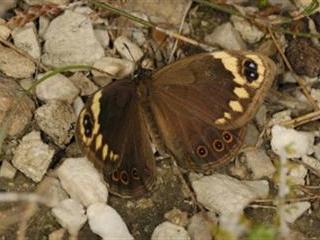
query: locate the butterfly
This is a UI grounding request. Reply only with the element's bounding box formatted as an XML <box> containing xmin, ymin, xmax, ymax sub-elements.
<box><xmin>75</xmin><ymin>50</ymin><xmax>276</xmax><ymax>198</ymax></box>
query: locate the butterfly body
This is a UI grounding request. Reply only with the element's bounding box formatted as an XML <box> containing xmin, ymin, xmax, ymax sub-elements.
<box><xmin>76</xmin><ymin>51</ymin><xmax>276</xmax><ymax>198</ymax></box>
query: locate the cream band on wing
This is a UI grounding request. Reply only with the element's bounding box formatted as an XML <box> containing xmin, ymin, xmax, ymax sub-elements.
<box><xmin>211</xmin><ymin>51</ymin><xmax>247</xmax><ymax>86</ymax></box>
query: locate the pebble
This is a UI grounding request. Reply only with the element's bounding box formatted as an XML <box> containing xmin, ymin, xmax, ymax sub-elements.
<box><xmin>25</xmin><ymin>0</ymin><xmax>69</xmax><ymax>5</ymax></box>
<box><xmin>302</xmin><ymin>155</ymin><xmax>320</xmax><ymax>176</ymax></box>
<box><xmin>72</xmin><ymin>96</ymin><xmax>84</xmax><ymax>117</ymax></box>
<box><xmin>164</xmin><ymin>208</ymin><xmax>189</xmax><ymax>227</ymax></box>
<box><xmin>271</xmin><ymin>125</ymin><xmax>315</xmax><ymax>158</ymax></box>
<box><xmin>243</xmin><ymin>148</ymin><xmax>276</xmax><ymax>179</ymax></box>
<box><xmin>151</xmin><ymin>221</ymin><xmax>190</xmax><ymax>240</ymax></box>
<box><xmin>187</xmin><ymin>213</ymin><xmax>214</xmax><ymax>240</ymax></box>
<box><xmin>92</xmin><ymin>57</ymin><xmax>135</xmax><ymax>78</ymax></box>
<box><xmin>191</xmin><ymin>173</ymin><xmax>269</xmax><ymax>215</ymax></box>
<box><xmin>35</xmin><ymin>100</ymin><xmax>76</xmax><ymax>147</ymax></box>
<box><xmin>36</xmin><ymin>176</ymin><xmax>69</xmax><ymax>207</ymax></box>
<box><xmin>94</xmin><ymin>29</ymin><xmax>110</xmax><ymax>49</ymax></box>
<box><xmin>287</xmin><ymin>162</ymin><xmax>308</xmax><ymax>185</ymax></box>
<box><xmin>69</xmin><ymin>72</ymin><xmax>98</xmax><ymax>96</ymax></box>
<box><xmin>0</xmin><ymin>78</ymin><xmax>35</xmax><ymax>136</ymax></box>
<box><xmin>12</xmin><ymin>22</ymin><xmax>41</xmax><ymax>59</ymax></box>
<box><xmin>231</xmin><ymin>16</ymin><xmax>265</xmax><ymax>44</ymax></box>
<box><xmin>35</xmin><ymin>73</ymin><xmax>80</xmax><ymax>103</ymax></box>
<box><xmin>204</xmin><ymin>22</ymin><xmax>247</xmax><ymax>50</ymax></box>
<box><xmin>48</xmin><ymin>228</ymin><xmax>66</xmax><ymax>240</ymax></box>
<box><xmin>0</xmin><ymin>45</ymin><xmax>35</xmax><ymax>78</ymax></box>
<box><xmin>12</xmin><ymin>131</ymin><xmax>55</xmax><ymax>182</ymax></box>
<box><xmin>38</xmin><ymin>16</ymin><xmax>50</xmax><ymax>37</ymax></box>
<box><xmin>0</xmin><ymin>21</ymin><xmax>11</xmax><ymax>40</ymax></box>
<box><xmin>0</xmin><ymin>0</ymin><xmax>16</xmax><ymax>17</ymax></box>
<box><xmin>284</xmin><ymin>201</ymin><xmax>311</xmax><ymax>223</ymax></box>
<box><xmin>114</xmin><ymin>36</ymin><xmax>144</xmax><ymax>62</ymax></box>
<box><xmin>42</xmin><ymin>10</ymin><xmax>104</xmax><ymax>67</ymax></box>
<box><xmin>0</xmin><ymin>160</ymin><xmax>17</xmax><ymax>179</ymax></box>
<box><xmin>87</xmin><ymin>203</ymin><xmax>134</xmax><ymax>240</ymax></box>
<box><xmin>56</xmin><ymin>157</ymin><xmax>108</xmax><ymax>207</ymax></box>
<box><xmin>52</xmin><ymin>198</ymin><xmax>87</xmax><ymax>236</ymax></box>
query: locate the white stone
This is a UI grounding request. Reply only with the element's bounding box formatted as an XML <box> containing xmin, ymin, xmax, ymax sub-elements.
<box><xmin>37</xmin><ymin>176</ymin><xmax>68</xmax><ymax>207</ymax></box>
<box><xmin>114</xmin><ymin>36</ymin><xmax>144</xmax><ymax>62</ymax></box>
<box><xmin>284</xmin><ymin>201</ymin><xmax>311</xmax><ymax>223</ymax></box>
<box><xmin>12</xmin><ymin>131</ymin><xmax>55</xmax><ymax>182</ymax></box>
<box><xmin>69</xmin><ymin>72</ymin><xmax>98</xmax><ymax>96</ymax></box>
<box><xmin>151</xmin><ymin>221</ymin><xmax>190</xmax><ymax>240</ymax></box>
<box><xmin>243</xmin><ymin>148</ymin><xmax>276</xmax><ymax>179</ymax></box>
<box><xmin>92</xmin><ymin>57</ymin><xmax>135</xmax><ymax>79</ymax></box>
<box><xmin>191</xmin><ymin>174</ymin><xmax>267</xmax><ymax>215</ymax></box>
<box><xmin>271</xmin><ymin>125</ymin><xmax>315</xmax><ymax>158</ymax></box>
<box><xmin>87</xmin><ymin>203</ymin><xmax>134</xmax><ymax>240</ymax></box>
<box><xmin>52</xmin><ymin>199</ymin><xmax>87</xmax><ymax>236</ymax></box>
<box><xmin>204</xmin><ymin>22</ymin><xmax>247</xmax><ymax>50</ymax></box>
<box><xmin>35</xmin><ymin>73</ymin><xmax>80</xmax><ymax>103</ymax></box>
<box><xmin>231</xmin><ymin>16</ymin><xmax>265</xmax><ymax>44</ymax></box>
<box><xmin>0</xmin><ymin>45</ymin><xmax>35</xmax><ymax>78</ymax></box>
<box><xmin>0</xmin><ymin>160</ymin><xmax>16</xmax><ymax>179</ymax></box>
<box><xmin>35</xmin><ymin>100</ymin><xmax>76</xmax><ymax>147</ymax></box>
<box><xmin>94</xmin><ymin>29</ymin><xmax>110</xmax><ymax>48</ymax></box>
<box><xmin>42</xmin><ymin>11</ymin><xmax>104</xmax><ymax>67</ymax></box>
<box><xmin>242</xmin><ymin>180</ymin><xmax>270</xmax><ymax>198</ymax></box>
<box><xmin>56</xmin><ymin>157</ymin><xmax>108</xmax><ymax>207</ymax></box>
<box><xmin>12</xmin><ymin>23</ymin><xmax>41</xmax><ymax>59</ymax></box>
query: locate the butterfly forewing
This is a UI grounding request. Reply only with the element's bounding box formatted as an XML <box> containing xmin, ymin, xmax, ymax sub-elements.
<box><xmin>76</xmin><ymin>79</ymin><xmax>156</xmax><ymax>198</ymax></box>
<box><xmin>151</xmin><ymin>51</ymin><xmax>276</xmax><ymax>130</ymax></box>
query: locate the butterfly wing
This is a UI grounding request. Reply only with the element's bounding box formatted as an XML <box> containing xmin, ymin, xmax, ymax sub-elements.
<box><xmin>147</xmin><ymin>51</ymin><xmax>275</xmax><ymax>171</ymax></box>
<box><xmin>151</xmin><ymin>51</ymin><xmax>276</xmax><ymax>129</ymax></box>
<box><xmin>76</xmin><ymin>79</ymin><xmax>156</xmax><ymax>198</ymax></box>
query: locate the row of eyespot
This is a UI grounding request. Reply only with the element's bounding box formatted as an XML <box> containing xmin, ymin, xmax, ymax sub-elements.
<box><xmin>195</xmin><ymin>131</ymin><xmax>234</xmax><ymax>158</ymax></box>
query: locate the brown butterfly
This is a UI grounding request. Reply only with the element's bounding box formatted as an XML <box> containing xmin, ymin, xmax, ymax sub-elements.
<box><xmin>75</xmin><ymin>50</ymin><xmax>276</xmax><ymax>198</ymax></box>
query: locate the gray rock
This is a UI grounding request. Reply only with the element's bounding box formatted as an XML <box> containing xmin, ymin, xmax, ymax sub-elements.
<box><xmin>12</xmin><ymin>22</ymin><xmax>41</xmax><ymax>59</ymax></box>
<box><xmin>35</xmin><ymin>100</ymin><xmax>76</xmax><ymax>147</ymax></box>
<box><xmin>191</xmin><ymin>174</ymin><xmax>269</xmax><ymax>215</ymax></box>
<box><xmin>0</xmin><ymin>78</ymin><xmax>35</xmax><ymax>136</ymax></box>
<box><xmin>114</xmin><ymin>36</ymin><xmax>144</xmax><ymax>62</ymax></box>
<box><xmin>42</xmin><ymin>10</ymin><xmax>104</xmax><ymax>67</ymax></box>
<box><xmin>69</xmin><ymin>72</ymin><xmax>98</xmax><ymax>96</ymax></box>
<box><xmin>0</xmin><ymin>45</ymin><xmax>35</xmax><ymax>78</ymax></box>
<box><xmin>151</xmin><ymin>221</ymin><xmax>190</xmax><ymax>240</ymax></box>
<box><xmin>35</xmin><ymin>73</ymin><xmax>80</xmax><ymax>103</ymax></box>
<box><xmin>205</xmin><ymin>22</ymin><xmax>247</xmax><ymax>50</ymax></box>
<box><xmin>12</xmin><ymin>131</ymin><xmax>55</xmax><ymax>182</ymax></box>
<box><xmin>0</xmin><ymin>160</ymin><xmax>17</xmax><ymax>179</ymax></box>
